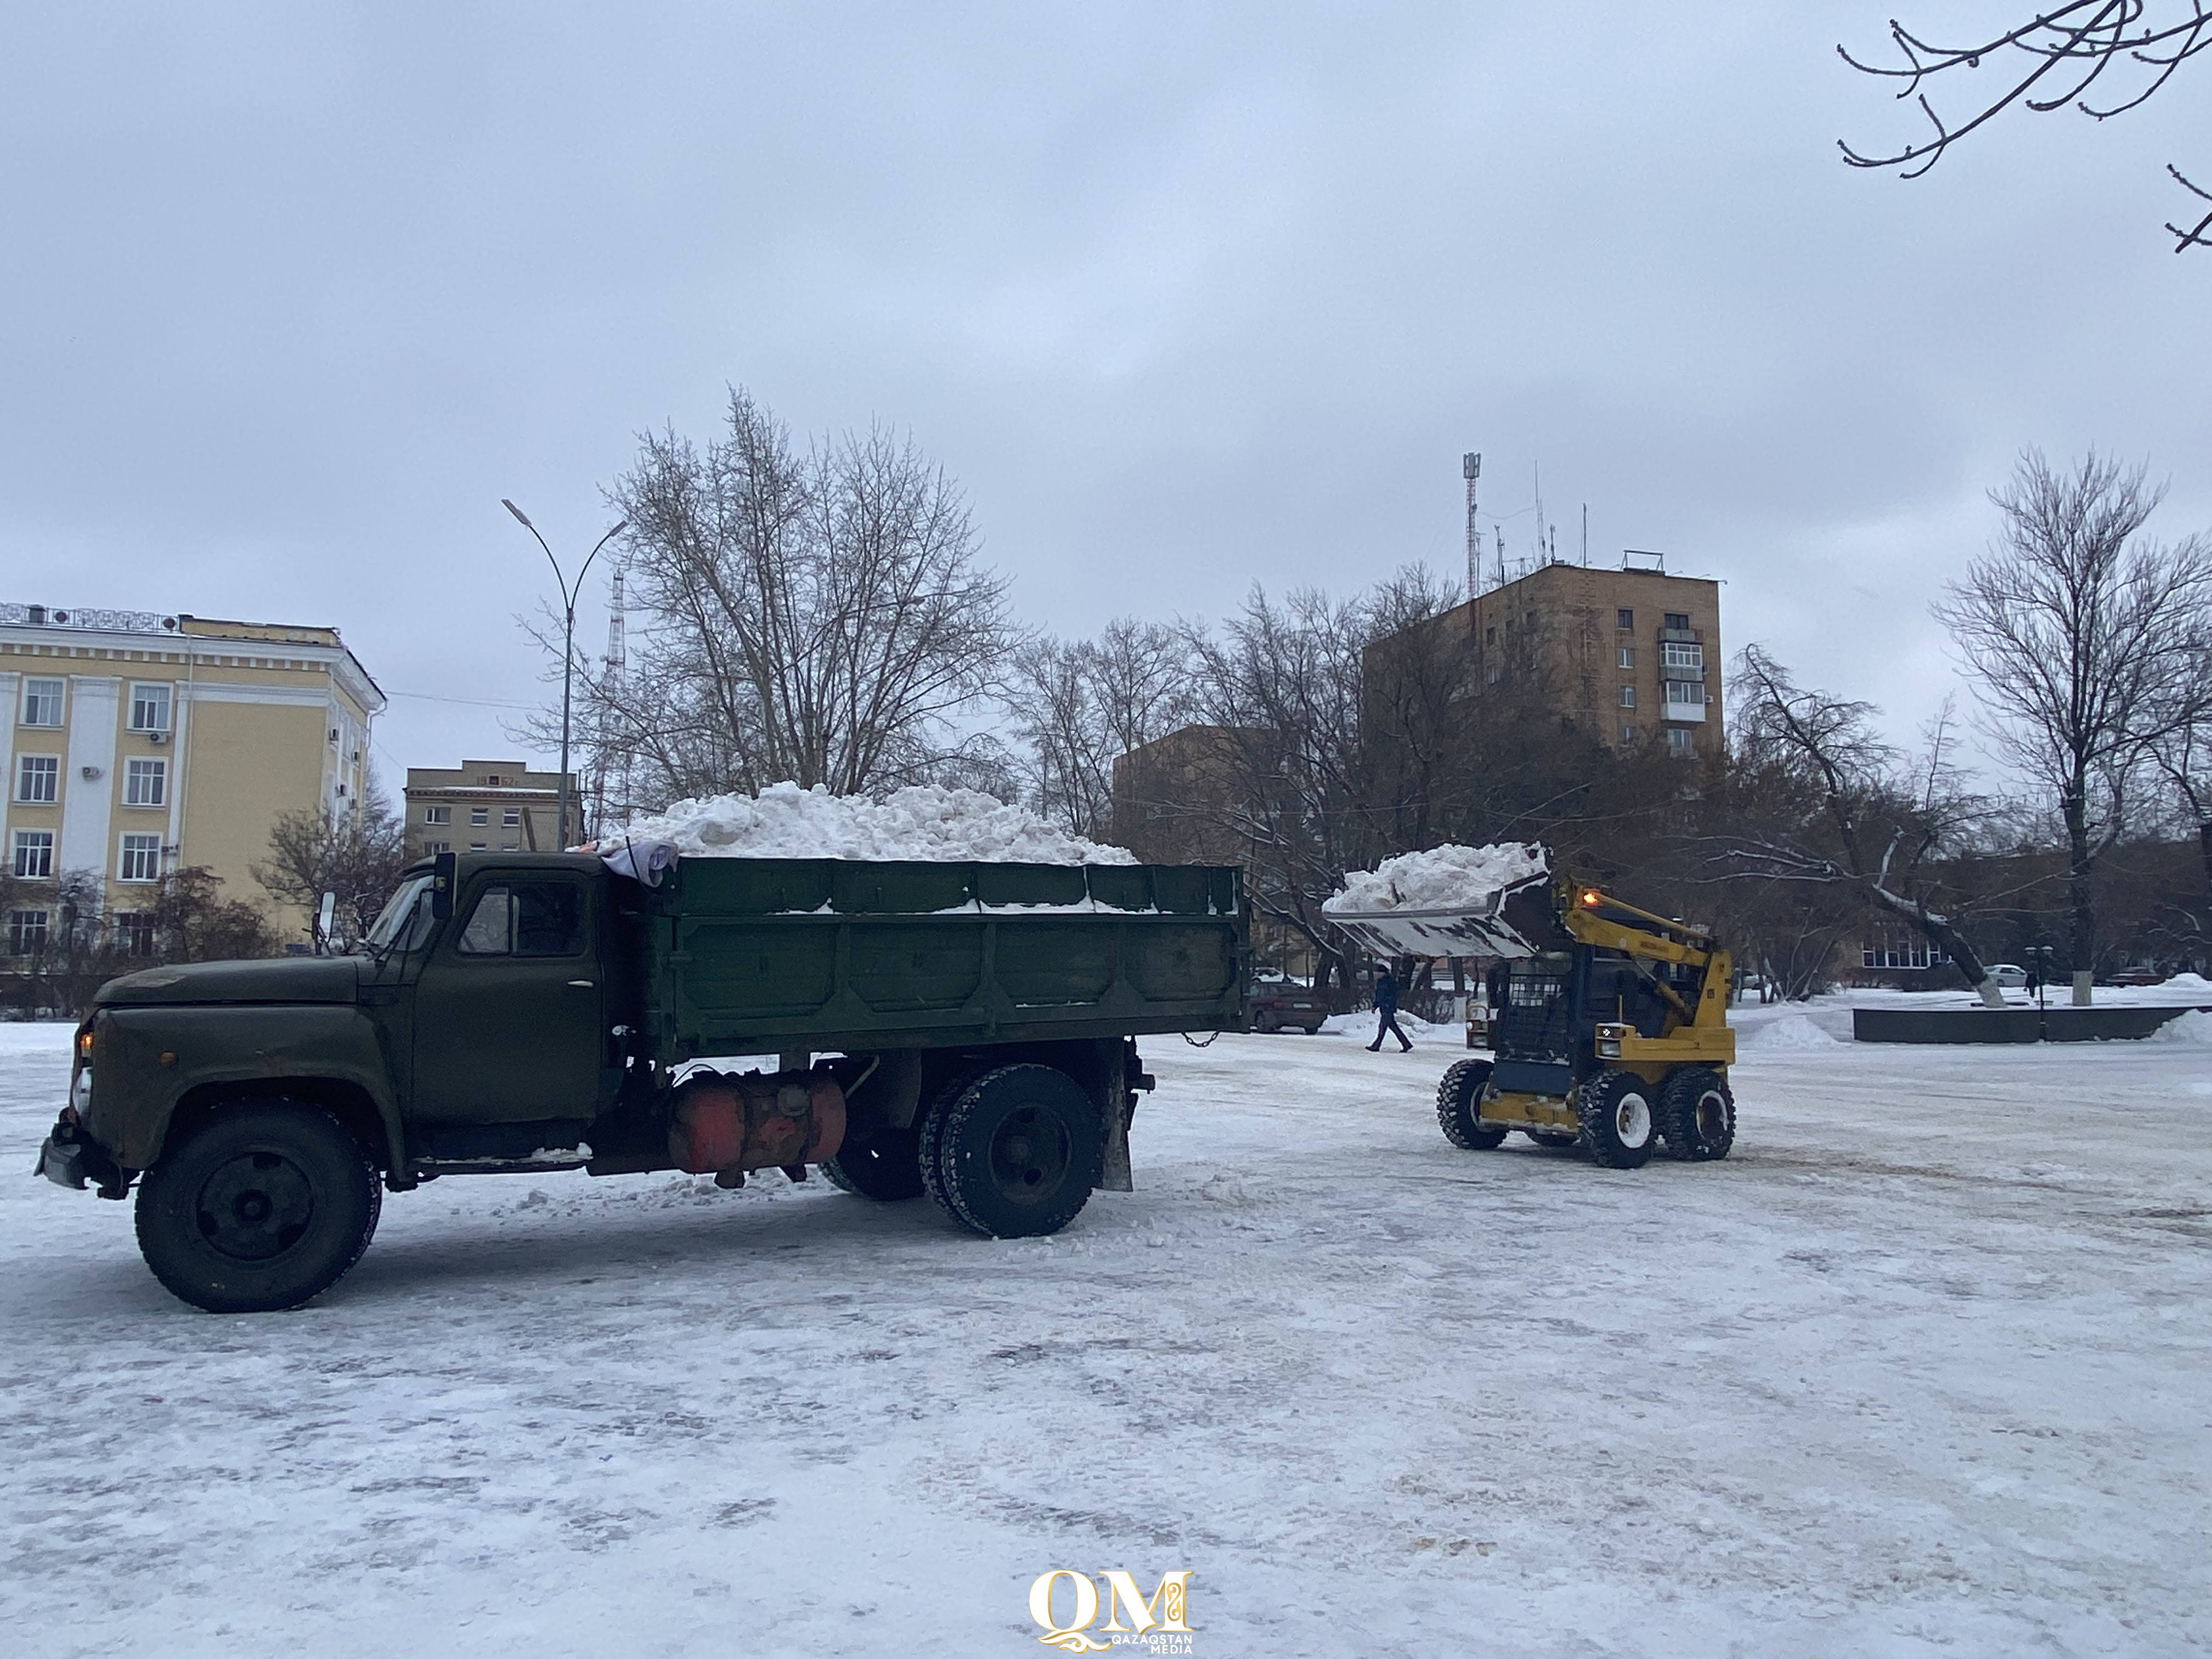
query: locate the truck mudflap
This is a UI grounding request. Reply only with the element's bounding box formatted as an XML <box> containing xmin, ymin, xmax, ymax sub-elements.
<box><xmin>35</xmin><ymin>1107</ymin><xmax>130</xmax><ymax>1199</ymax></box>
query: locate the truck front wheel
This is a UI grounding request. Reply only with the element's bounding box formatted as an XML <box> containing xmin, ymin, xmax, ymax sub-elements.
<box><xmin>920</xmin><ymin>1065</ymin><xmax>1101</xmax><ymax>1239</ymax></box>
<box><xmin>820</xmin><ymin>1124</ymin><xmax>926</xmax><ymax>1201</ymax></box>
<box><xmin>134</xmin><ymin>1102</ymin><xmax>382</xmax><ymax>1313</ymax></box>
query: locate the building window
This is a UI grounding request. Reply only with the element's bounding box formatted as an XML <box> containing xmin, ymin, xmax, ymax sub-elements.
<box><xmin>1662</xmin><ymin>641</ymin><xmax>1703</xmax><ymax>672</ymax></box>
<box><xmin>1617</xmin><ymin>646</ymin><xmax>1635</xmax><ymax>670</ymax></box>
<box><xmin>124</xmin><ymin>757</ymin><xmax>167</xmax><ymax>807</ymax></box>
<box><xmin>8</xmin><ymin>909</ymin><xmax>49</xmax><ymax>955</ymax></box>
<box><xmin>503</xmin><ymin>808</ymin><xmax>521</xmax><ymax>827</ymax></box>
<box><xmin>1618</xmin><ymin>685</ymin><xmax>1637</xmax><ymax>708</ymax></box>
<box><xmin>469</xmin><ymin>842</ymin><xmax>488</xmax><ymax>851</ymax></box>
<box><xmin>1667</xmin><ymin>727</ymin><xmax>1696</xmax><ymax>757</ymax></box>
<box><xmin>1616</xmin><ymin>608</ymin><xmax>1633</xmax><ymax>630</ymax></box>
<box><xmin>115</xmin><ymin>912</ymin><xmax>157</xmax><ymax>957</ymax></box>
<box><xmin>13</xmin><ymin>830</ymin><xmax>55</xmax><ymax>878</ymax></box>
<box><xmin>21</xmin><ymin>678</ymin><xmax>63</xmax><ymax>726</ymax></box>
<box><xmin>1663</xmin><ymin>611</ymin><xmax>1690</xmax><ymax>631</ymax></box>
<box><xmin>16</xmin><ymin>754</ymin><xmax>58</xmax><ymax>803</ymax></box>
<box><xmin>1523</xmin><ymin>609</ymin><xmax>1538</xmax><ymax>628</ymax></box>
<box><xmin>424</xmin><ymin>805</ymin><xmax>451</xmax><ymax>825</ymax></box>
<box><xmin>1861</xmin><ymin>939</ymin><xmax>1949</xmax><ymax>970</ymax></box>
<box><xmin>500</xmin><ymin>842</ymin><xmax>520</xmax><ymax>852</ymax></box>
<box><xmin>1620</xmin><ymin>724</ymin><xmax>1638</xmax><ymax>743</ymax></box>
<box><xmin>117</xmin><ymin>833</ymin><xmax>162</xmax><ymax>882</ymax></box>
<box><xmin>470</xmin><ymin>807</ymin><xmax>489</xmax><ymax>826</ymax></box>
<box><xmin>1664</xmin><ymin>680</ymin><xmax>1705</xmax><ymax>709</ymax></box>
<box><xmin>1485</xmin><ymin>625</ymin><xmax>1497</xmax><ymax>646</ymax></box>
<box><xmin>423</xmin><ymin>840</ymin><xmax>451</xmax><ymax>855</ymax></box>
<box><xmin>128</xmin><ymin>683</ymin><xmax>172</xmax><ymax>732</ymax></box>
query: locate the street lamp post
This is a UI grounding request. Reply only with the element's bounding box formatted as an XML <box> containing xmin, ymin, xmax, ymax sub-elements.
<box><xmin>501</xmin><ymin>500</ymin><xmax>627</xmax><ymax>849</ymax></box>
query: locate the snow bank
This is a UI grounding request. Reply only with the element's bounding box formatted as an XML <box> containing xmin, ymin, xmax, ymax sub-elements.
<box><xmin>2149</xmin><ymin>1008</ymin><xmax>2212</xmax><ymax>1044</ymax></box>
<box><xmin>1324</xmin><ymin>842</ymin><xmax>1547</xmax><ymax>914</ymax></box>
<box><xmin>2163</xmin><ymin>972</ymin><xmax>2212</xmax><ymax>994</ymax></box>
<box><xmin>605</xmin><ymin>783</ymin><xmax>1137</xmax><ymax>865</ymax></box>
<box><xmin>1739</xmin><ymin>1014</ymin><xmax>1841</xmax><ymax>1053</ymax></box>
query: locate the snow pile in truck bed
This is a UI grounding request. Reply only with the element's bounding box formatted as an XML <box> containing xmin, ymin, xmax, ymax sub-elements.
<box><xmin>1323</xmin><ymin>841</ymin><xmax>1547</xmax><ymax>914</ymax></box>
<box><xmin>606</xmin><ymin>782</ymin><xmax>1137</xmax><ymax>865</ymax></box>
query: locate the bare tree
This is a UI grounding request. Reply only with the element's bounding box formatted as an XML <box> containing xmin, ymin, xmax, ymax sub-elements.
<box><xmin>1839</xmin><ymin>4</ymin><xmax>2212</xmax><ymax>249</ymax></box>
<box><xmin>532</xmin><ymin>388</ymin><xmax>1018</xmax><ymax>812</ymax></box>
<box><xmin>1717</xmin><ymin>646</ymin><xmax>2017</xmax><ymax>1005</ymax></box>
<box><xmin>1005</xmin><ymin>619</ymin><xmax>1195</xmax><ymax>839</ymax></box>
<box><xmin>251</xmin><ymin>790</ymin><xmax>411</xmax><ymax>951</ymax></box>
<box><xmin>1933</xmin><ymin>450</ymin><xmax>2212</xmax><ymax>998</ymax></box>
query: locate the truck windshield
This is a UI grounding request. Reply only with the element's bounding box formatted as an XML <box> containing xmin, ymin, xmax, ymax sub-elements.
<box><xmin>364</xmin><ymin>874</ymin><xmax>436</xmax><ymax>952</ymax></box>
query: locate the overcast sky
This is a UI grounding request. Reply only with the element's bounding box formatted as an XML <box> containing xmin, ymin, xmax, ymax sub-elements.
<box><xmin>5</xmin><ymin>5</ymin><xmax>2208</xmax><ymax>799</ymax></box>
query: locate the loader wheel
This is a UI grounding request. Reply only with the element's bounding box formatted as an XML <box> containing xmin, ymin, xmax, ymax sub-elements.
<box><xmin>921</xmin><ymin>1065</ymin><xmax>1101</xmax><ymax>1239</ymax></box>
<box><xmin>1576</xmin><ymin>1069</ymin><xmax>1657</xmax><ymax>1170</ymax></box>
<box><xmin>134</xmin><ymin>1102</ymin><xmax>382</xmax><ymax>1313</ymax></box>
<box><xmin>1658</xmin><ymin>1068</ymin><xmax>1735</xmax><ymax>1161</ymax></box>
<box><xmin>1436</xmin><ymin>1059</ymin><xmax>1506</xmax><ymax>1150</ymax></box>
<box><xmin>820</xmin><ymin>1123</ymin><xmax>926</xmax><ymax>1200</ymax></box>
<box><xmin>1524</xmin><ymin>1130</ymin><xmax>1580</xmax><ymax>1149</ymax></box>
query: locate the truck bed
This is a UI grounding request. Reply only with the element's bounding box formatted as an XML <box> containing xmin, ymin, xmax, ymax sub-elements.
<box><xmin>647</xmin><ymin>857</ymin><xmax>1247</xmax><ymax>1057</ymax></box>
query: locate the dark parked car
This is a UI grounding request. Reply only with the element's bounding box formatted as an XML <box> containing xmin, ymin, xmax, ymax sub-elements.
<box><xmin>1249</xmin><ymin>979</ymin><xmax>1328</xmax><ymax>1034</ymax></box>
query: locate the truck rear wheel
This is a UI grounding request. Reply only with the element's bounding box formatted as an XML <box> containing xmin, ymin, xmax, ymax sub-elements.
<box><xmin>1658</xmin><ymin>1068</ymin><xmax>1735</xmax><ymax>1161</ymax></box>
<box><xmin>134</xmin><ymin>1102</ymin><xmax>382</xmax><ymax>1313</ymax></box>
<box><xmin>1576</xmin><ymin>1069</ymin><xmax>1657</xmax><ymax>1169</ymax></box>
<box><xmin>920</xmin><ymin>1064</ymin><xmax>1101</xmax><ymax>1239</ymax></box>
<box><xmin>1436</xmin><ymin>1059</ymin><xmax>1506</xmax><ymax>1149</ymax></box>
<box><xmin>820</xmin><ymin>1124</ymin><xmax>926</xmax><ymax>1201</ymax></box>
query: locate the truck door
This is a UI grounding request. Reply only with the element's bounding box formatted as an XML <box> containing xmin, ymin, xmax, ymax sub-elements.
<box><xmin>410</xmin><ymin>873</ymin><xmax>607</xmax><ymax>1129</ymax></box>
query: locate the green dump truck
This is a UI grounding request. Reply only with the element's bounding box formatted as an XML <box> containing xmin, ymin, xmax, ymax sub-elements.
<box><xmin>38</xmin><ymin>849</ymin><xmax>1248</xmax><ymax>1312</ymax></box>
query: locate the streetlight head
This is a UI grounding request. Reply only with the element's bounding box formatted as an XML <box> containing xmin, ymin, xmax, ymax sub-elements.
<box><xmin>502</xmin><ymin>499</ymin><xmax>534</xmax><ymax>530</ymax></box>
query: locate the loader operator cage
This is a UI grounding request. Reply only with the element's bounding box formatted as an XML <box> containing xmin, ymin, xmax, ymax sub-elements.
<box><xmin>1492</xmin><ymin>957</ymin><xmax>1575</xmax><ymax>1065</ymax></box>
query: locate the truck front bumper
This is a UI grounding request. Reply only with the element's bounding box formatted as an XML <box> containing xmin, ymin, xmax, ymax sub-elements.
<box><xmin>35</xmin><ymin>1105</ymin><xmax>130</xmax><ymax>1199</ymax></box>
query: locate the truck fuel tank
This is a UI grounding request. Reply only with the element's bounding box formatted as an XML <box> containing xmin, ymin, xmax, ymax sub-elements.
<box><xmin>669</xmin><ymin>1069</ymin><xmax>846</xmax><ymax>1186</ymax></box>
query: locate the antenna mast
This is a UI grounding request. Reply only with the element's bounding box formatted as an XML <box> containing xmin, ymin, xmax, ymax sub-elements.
<box><xmin>1463</xmin><ymin>452</ymin><xmax>1482</xmax><ymax>606</ymax></box>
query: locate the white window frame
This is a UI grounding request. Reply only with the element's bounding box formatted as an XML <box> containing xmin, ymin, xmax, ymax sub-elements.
<box><xmin>8</xmin><ymin>908</ymin><xmax>50</xmax><ymax>955</ymax></box>
<box><xmin>1667</xmin><ymin>727</ymin><xmax>1696</xmax><ymax>757</ymax></box>
<box><xmin>123</xmin><ymin>757</ymin><xmax>167</xmax><ymax>807</ymax></box>
<box><xmin>1618</xmin><ymin>685</ymin><xmax>1637</xmax><ymax>709</ymax></box>
<box><xmin>424</xmin><ymin>805</ymin><xmax>451</xmax><ymax>825</ymax></box>
<box><xmin>12</xmin><ymin>830</ymin><xmax>55</xmax><ymax>878</ymax></box>
<box><xmin>470</xmin><ymin>806</ymin><xmax>489</xmax><ymax>826</ymax></box>
<box><xmin>423</xmin><ymin>839</ymin><xmax>451</xmax><ymax>855</ymax></box>
<box><xmin>20</xmin><ymin>678</ymin><xmax>63</xmax><ymax>727</ymax></box>
<box><xmin>114</xmin><ymin>911</ymin><xmax>157</xmax><ymax>957</ymax></box>
<box><xmin>15</xmin><ymin>753</ymin><xmax>59</xmax><ymax>804</ymax></box>
<box><xmin>1663</xmin><ymin>680</ymin><xmax>1705</xmax><ymax>708</ymax></box>
<box><xmin>1620</xmin><ymin>724</ymin><xmax>1638</xmax><ymax>743</ymax></box>
<box><xmin>117</xmin><ymin>833</ymin><xmax>163</xmax><ymax>883</ymax></box>
<box><xmin>128</xmin><ymin>682</ymin><xmax>173</xmax><ymax>733</ymax></box>
<box><xmin>1662</xmin><ymin>641</ymin><xmax>1703</xmax><ymax>672</ymax></box>
<box><xmin>503</xmin><ymin>808</ymin><xmax>521</xmax><ymax>827</ymax></box>
<box><xmin>1617</xmin><ymin>646</ymin><xmax>1634</xmax><ymax>670</ymax></box>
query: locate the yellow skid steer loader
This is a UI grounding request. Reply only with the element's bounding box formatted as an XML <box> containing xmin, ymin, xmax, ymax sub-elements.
<box><xmin>1325</xmin><ymin>845</ymin><xmax>1736</xmax><ymax>1168</ymax></box>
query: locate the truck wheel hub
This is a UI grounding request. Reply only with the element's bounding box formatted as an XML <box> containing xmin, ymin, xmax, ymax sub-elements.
<box><xmin>194</xmin><ymin>1151</ymin><xmax>315</xmax><ymax>1262</ymax></box>
<box><xmin>989</xmin><ymin>1107</ymin><xmax>1066</xmax><ymax>1197</ymax></box>
<box><xmin>1695</xmin><ymin>1093</ymin><xmax>1728</xmax><ymax>1139</ymax></box>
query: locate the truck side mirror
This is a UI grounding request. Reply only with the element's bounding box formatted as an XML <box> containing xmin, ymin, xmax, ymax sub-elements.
<box><xmin>431</xmin><ymin>851</ymin><xmax>456</xmax><ymax>920</ymax></box>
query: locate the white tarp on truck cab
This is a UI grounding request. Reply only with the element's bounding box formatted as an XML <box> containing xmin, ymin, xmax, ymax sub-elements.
<box><xmin>1321</xmin><ymin>841</ymin><xmax>1558</xmax><ymax>960</ymax></box>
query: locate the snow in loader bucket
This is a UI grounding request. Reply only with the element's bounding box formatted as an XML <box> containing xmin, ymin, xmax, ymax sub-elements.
<box><xmin>1321</xmin><ymin>842</ymin><xmax>1561</xmax><ymax>961</ymax></box>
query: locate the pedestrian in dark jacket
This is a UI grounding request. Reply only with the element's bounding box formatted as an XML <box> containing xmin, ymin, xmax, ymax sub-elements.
<box><xmin>1367</xmin><ymin>967</ymin><xmax>1413</xmax><ymax>1052</ymax></box>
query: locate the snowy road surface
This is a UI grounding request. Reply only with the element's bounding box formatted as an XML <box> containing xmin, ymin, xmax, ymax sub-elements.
<box><xmin>4</xmin><ymin>1009</ymin><xmax>2209</xmax><ymax>1658</ymax></box>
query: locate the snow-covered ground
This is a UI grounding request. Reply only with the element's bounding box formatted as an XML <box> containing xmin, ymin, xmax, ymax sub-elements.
<box><xmin>5</xmin><ymin>1006</ymin><xmax>2210</xmax><ymax>1657</ymax></box>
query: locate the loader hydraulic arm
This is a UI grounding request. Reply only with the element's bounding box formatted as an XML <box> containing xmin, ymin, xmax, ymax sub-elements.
<box><xmin>1559</xmin><ymin>881</ymin><xmax>1733</xmax><ymax>1031</ymax></box>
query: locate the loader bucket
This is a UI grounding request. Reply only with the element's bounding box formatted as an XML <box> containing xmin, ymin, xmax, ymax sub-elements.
<box><xmin>1321</xmin><ymin>843</ymin><xmax>1565</xmax><ymax>961</ymax></box>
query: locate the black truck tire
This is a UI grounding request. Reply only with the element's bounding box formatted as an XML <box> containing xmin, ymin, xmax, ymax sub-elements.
<box><xmin>1576</xmin><ymin>1069</ymin><xmax>1658</xmax><ymax>1169</ymax></box>
<box><xmin>820</xmin><ymin>1124</ymin><xmax>927</xmax><ymax>1200</ymax></box>
<box><xmin>134</xmin><ymin>1102</ymin><xmax>382</xmax><ymax>1313</ymax></box>
<box><xmin>1658</xmin><ymin>1067</ymin><xmax>1736</xmax><ymax>1161</ymax></box>
<box><xmin>920</xmin><ymin>1064</ymin><xmax>1101</xmax><ymax>1239</ymax></box>
<box><xmin>1435</xmin><ymin>1058</ymin><xmax>1507</xmax><ymax>1150</ymax></box>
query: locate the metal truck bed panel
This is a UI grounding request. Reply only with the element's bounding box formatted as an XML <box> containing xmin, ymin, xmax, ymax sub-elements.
<box><xmin>648</xmin><ymin>859</ymin><xmax>1246</xmax><ymax>1056</ymax></box>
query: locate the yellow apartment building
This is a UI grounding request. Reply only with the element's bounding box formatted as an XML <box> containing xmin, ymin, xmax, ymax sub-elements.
<box><xmin>2</xmin><ymin>602</ymin><xmax>384</xmax><ymax>955</ymax></box>
<box><xmin>402</xmin><ymin>759</ymin><xmax>572</xmax><ymax>861</ymax></box>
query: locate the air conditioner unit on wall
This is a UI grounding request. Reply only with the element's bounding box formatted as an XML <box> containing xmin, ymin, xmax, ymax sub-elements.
<box><xmin>81</xmin><ymin>765</ymin><xmax>103</xmax><ymax>781</ymax></box>
<box><xmin>146</xmin><ymin>730</ymin><xmax>168</xmax><ymax>743</ymax></box>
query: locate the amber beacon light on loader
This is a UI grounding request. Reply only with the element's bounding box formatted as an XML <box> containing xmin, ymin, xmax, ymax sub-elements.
<box><xmin>1324</xmin><ymin>844</ymin><xmax>1736</xmax><ymax>1169</ymax></box>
